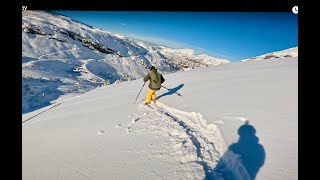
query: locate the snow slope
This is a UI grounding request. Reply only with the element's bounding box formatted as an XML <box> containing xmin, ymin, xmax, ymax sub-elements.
<box><xmin>22</xmin><ymin>10</ymin><xmax>229</xmax><ymax>114</ymax></box>
<box><xmin>23</xmin><ymin>57</ymin><xmax>297</xmax><ymax>180</ymax></box>
<box><xmin>240</xmin><ymin>47</ymin><xmax>298</xmax><ymax>62</ymax></box>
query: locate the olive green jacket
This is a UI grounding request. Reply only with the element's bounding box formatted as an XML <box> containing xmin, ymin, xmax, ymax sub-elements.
<box><xmin>144</xmin><ymin>69</ymin><xmax>165</xmax><ymax>90</ymax></box>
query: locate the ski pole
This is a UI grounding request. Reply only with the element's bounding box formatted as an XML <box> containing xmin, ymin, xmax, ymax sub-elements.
<box><xmin>161</xmin><ymin>85</ymin><xmax>182</xmax><ymax>96</ymax></box>
<box><xmin>134</xmin><ymin>82</ymin><xmax>146</xmax><ymax>103</ymax></box>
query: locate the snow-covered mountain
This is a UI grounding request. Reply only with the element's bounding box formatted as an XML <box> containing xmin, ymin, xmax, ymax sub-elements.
<box><xmin>240</xmin><ymin>47</ymin><xmax>298</xmax><ymax>62</ymax></box>
<box><xmin>158</xmin><ymin>48</ymin><xmax>229</xmax><ymax>70</ymax></box>
<box><xmin>22</xmin><ymin>10</ymin><xmax>229</xmax><ymax>114</ymax></box>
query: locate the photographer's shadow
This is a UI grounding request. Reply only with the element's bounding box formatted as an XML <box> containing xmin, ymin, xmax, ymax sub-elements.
<box><xmin>212</xmin><ymin>121</ymin><xmax>265</xmax><ymax>180</ymax></box>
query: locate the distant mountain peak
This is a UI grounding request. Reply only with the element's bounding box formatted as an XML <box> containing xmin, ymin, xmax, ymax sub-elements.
<box><xmin>240</xmin><ymin>47</ymin><xmax>298</xmax><ymax>62</ymax></box>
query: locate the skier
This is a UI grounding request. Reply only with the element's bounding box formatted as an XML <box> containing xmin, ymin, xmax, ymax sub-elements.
<box><xmin>143</xmin><ymin>66</ymin><xmax>165</xmax><ymax>105</ymax></box>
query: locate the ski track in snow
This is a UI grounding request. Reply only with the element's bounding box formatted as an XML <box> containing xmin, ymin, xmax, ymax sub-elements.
<box><xmin>32</xmin><ymin>147</ymin><xmax>96</xmax><ymax>180</ymax></box>
<box><xmin>23</xmin><ymin>97</ymin><xmax>251</xmax><ymax>179</ymax></box>
<box><xmin>22</xmin><ymin>102</ymin><xmax>62</xmax><ymax>126</ymax></box>
<box><xmin>22</xmin><ymin>93</ymin><xmax>86</xmax><ymax>126</ymax></box>
<box><xmin>38</xmin><ymin>48</ymin><xmax>81</xmax><ymax>60</ymax></box>
<box><xmin>123</xmin><ymin>101</ymin><xmax>242</xmax><ymax>179</ymax></box>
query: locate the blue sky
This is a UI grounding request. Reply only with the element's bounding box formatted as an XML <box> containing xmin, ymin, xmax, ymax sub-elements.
<box><xmin>55</xmin><ymin>11</ymin><xmax>298</xmax><ymax>61</ymax></box>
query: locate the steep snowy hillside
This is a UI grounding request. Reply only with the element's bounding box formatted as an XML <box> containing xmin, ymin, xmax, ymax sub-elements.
<box><xmin>22</xmin><ymin>57</ymin><xmax>298</xmax><ymax>180</ymax></box>
<box><xmin>22</xmin><ymin>10</ymin><xmax>229</xmax><ymax>113</ymax></box>
<box><xmin>240</xmin><ymin>47</ymin><xmax>298</xmax><ymax>62</ymax></box>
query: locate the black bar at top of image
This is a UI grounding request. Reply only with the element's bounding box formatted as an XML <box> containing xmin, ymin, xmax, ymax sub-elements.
<box><xmin>22</xmin><ymin>0</ymin><xmax>297</xmax><ymax>12</ymax></box>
